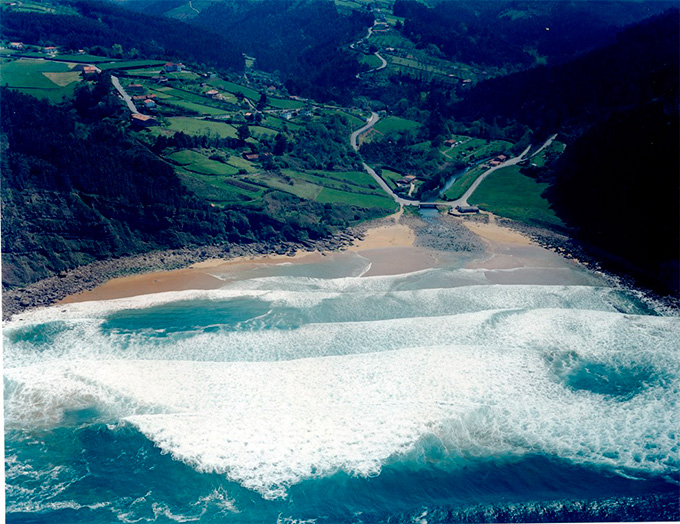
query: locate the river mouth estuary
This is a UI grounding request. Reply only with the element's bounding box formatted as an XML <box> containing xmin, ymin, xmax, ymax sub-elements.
<box><xmin>4</xmin><ymin>218</ymin><xmax>679</xmax><ymax>523</ymax></box>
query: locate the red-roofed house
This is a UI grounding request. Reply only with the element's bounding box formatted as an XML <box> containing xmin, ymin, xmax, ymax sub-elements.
<box><xmin>131</xmin><ymin>113</ymin><xmax>157</xmax><ymax>127</ymax></box>
<box><xmin>164</xmin><ymin>62</ymin><xmax>184</xmax><ymax>73</ymax></box>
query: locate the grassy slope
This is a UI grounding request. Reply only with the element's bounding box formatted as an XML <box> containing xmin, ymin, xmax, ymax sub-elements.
<box><xmin>373</xmin><ymin>115</ymin><xmax>421</xmax><ymax>134</ymax></box>
<box><xmin>469</xmin><ymin>166</ymin><xmax>564</xmax><ymax>228</ymax></box>
<box><xmin>164</xmin><ymin>117</ymin><xmax>238</xmax><ymax>138</ymax></box>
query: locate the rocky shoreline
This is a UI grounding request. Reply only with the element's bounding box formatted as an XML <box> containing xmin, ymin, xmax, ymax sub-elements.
<box><xmin>490</xmin><ymin>215</ymin><xmax>680</xmax><ymax>313</ymax></box>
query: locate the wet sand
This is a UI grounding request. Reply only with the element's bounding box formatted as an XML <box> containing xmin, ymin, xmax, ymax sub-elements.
<box><xmin>59</xmin><ymin>216</ymin><xmax>590</xmax><ymax>304</ymax></box>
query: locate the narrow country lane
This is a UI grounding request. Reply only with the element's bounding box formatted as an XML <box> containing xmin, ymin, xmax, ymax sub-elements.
<box><xmin>111</xmin><ymin>75</ymin><xmax>139</xmax><ymax>114</ymax></box>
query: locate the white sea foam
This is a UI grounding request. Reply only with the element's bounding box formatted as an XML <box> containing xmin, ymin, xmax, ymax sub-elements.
<box><xmin>5</xmin><ymin>272</ymin><xmax>679</xmax><ymax>500</ymax></box>
<box><xmin>5</xmin><ymin>315</ymin><xmax>679</xmax><ymax>499</ymax></box>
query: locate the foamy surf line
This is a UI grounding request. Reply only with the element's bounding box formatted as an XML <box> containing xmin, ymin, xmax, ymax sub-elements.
<box><xmin>3</xmin><ymin>278</ymin><xmax>659</xmax><ymax>330</ymax></box>
<box><xmin>6</xmin><ymin>344</ymin><xmax>678</xmax><ymax>499</ymax></box>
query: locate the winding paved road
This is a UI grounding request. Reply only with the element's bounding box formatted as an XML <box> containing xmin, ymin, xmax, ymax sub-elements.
<box><xmin>355</xmin><ymin>22</ymin><xmax>389</xmax><ymax>78</ymax></box>
<box><xmin>350</xmin><ymin>112</ymin><xmax>551</xmax><ymax>209</ymax></box>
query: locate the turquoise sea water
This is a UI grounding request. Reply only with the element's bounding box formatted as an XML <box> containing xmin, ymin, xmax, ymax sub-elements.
<box><xmin>4</xmin><ymin>250</ymin><xmax>680</xmax><ymax>523</ymax></box>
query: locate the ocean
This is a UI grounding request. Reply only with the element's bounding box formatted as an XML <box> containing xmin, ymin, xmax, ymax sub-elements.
<box><xmin>4</xmin><ymin>249</ymin><xmax>679</xmax><ymax>523</ymax></box>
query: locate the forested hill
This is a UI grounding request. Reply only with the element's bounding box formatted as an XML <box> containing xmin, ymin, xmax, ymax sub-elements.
<box><xmin>549</xmin><ymin>101</ymin><xmax>679</xmax><ymax>295</ymax></box>
<box><xmin>185</xmin><ymin>0</ymin><xmax>373</xmax><ymax>103</ymax></box>
<box><xmin>0</xmin><ymin>0</ymin><xmax>244</xmax><ymax>71</ymax></box>
<box><xmin>453</xmin><ymin>9</ymin><xmax>679</xmax><ymax>139</ymax></box>
<box><xmin>393</xmin><ymin>0</ymin><xmax>675</xmax><ymax>72</ymax></box>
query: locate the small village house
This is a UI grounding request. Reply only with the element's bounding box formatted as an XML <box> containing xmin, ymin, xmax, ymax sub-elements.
<box><xmin>163</xmin><ymin>62</ymin><xmax>184</xmax><ymax>73</ymax></box>
<box><xmin>131</xmin><ymin>113</ymin><xmax>156</xmax><ymax>128</ymax></box>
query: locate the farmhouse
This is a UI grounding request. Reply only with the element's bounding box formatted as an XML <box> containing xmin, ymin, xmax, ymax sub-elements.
<box><xmin>9</xmin><ymin>42</ymin><xmax>24</xmax><ymax>50</ymax></box>
<box><xmin>131</xmin><ymin>113</ymin><xmax>156</xmax><ymax>128</ymax></box>
<box><xmin>164</xmin><ymin>62</ymin><xmax>184</xmax><ymax>73</ymax></box>
<box><xmin>143</xmin><ymin>99</ymin><xmax>156</xmax><ymax>109</ymax></box>
<box><xmin>206</xmin><ymin>89</ymin><xmax>220</xmax><ymax>98</ymax></box>
<box><xmin>242</xmin><ymin>152</ymin><xmax>260</xmax><ymax>161</ymax></box>
<box><xmin>127</xmin><ymin>83</ymin><xmax>145</xmax><ymax>94</ymax></box>
<box><xmin>81</xmin><ymin>65</ymin><xmax>98</xmax><ymax>76</ymax></box>
<box><xmin>43</xmin><ymin>46</ymin><xmax>58</xmax><ymax>55</ymax></box>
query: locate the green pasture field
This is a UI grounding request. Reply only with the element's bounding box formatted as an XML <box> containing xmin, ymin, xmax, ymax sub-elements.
<box><xmin>126</xmin><ymin>68</ymin><xmax>163</xmax><ymax>77</ymax></box>
<box><xmin>168</xmin><ymin>150</ymin><xmax>239</xmax><ymax>176</ymax></box>
<box><xmin>260</xmin><ymin>115</ymin><xmax>301</xmax><ymax>131</ymax></box>
<box><xmin>150</xmin><ymin>86</ymin><xmax>215</xmax><ymax>105</ymax></box>
<box><xmin>1</xmin><ymin>58</ymin><xmax>82</xmax><ymax>101</ymax></box>
<box><xmin>252</xmin><ymin>172</ymin><xmax>322</xmax><ymax>200</ymax></box>
<box><xmin>99</xmin><ymin>60</ymin><xmax>165</xmax><ymax>71</ymax></box>
<box><xmin>268</xmin><ymin>98</ymin><xmax>305</xmax><ymax>110</ymax></box>
<box><xmin>285</xmin><ymin>170</ymin><xmax>381</xmax><ymax>194</ymax></box>
<box><xmin>46</xmin><ymin>54</ymin><xmax>115</xmax><ymax>64</ymax></box>
<box><xmin>359</xmin><ymin>54</ymin><xmax>384</xmax><ymax>69</ymax></box>
<box><xmin>1</xmin><ymin>0</ymin><xmax>78</xmax><ymax>15</ymax></box>
<box><xmin>179</xmin><ymin>170</ymin><xmax>264</xmax><ymax>206</ymax></box>
<box><xmin>370</xmin><ymin>33</ymin><xmax>412</xmax><ymax>49</ymax></box>
<box><xmin>320</xmin><ymin>109</ymin><xmax>367</xmax><ymax>130</ymax></box>
<box><xmin>159</xmin><ymin>98</ymin><xmax>229</xmax><ymax>116</ymax></box>
<box><xmin>315</xmin><ymin>170</ymin><xmax>381</xmax><ymax>191</ymax></box>
<box><xmin>470</xmin><ymin>165</ymin><xmax>564</xmax><ymax>228</ymax></box>
<box><xmin>164</xmin><ymin>117</ymin><xmax>238</xmax><ymax>138</ymax></box>
<box><xmin>249</xmin><ymin>125</ymin><xmax>278</xmax><ymax>137</ymax></box>
<box><xmin>152</xmin><ymin>84</ymin><xmax>238</xmax><ymax>107</ymax></box>
<box><xmin>334</xmin><ymin>0</ymin><xmax>363</xmax><ymax>9</ymax></box>
<box><xmin>247</xmin><ymin>168</ymin><xmax>394</xmax><ymax>209</ymax></box>
<box><xmin>388</xmin><ymin>56</ymin><xmax>456</xmax><ymax>78</ymax></box>
<box><xmin>383</xmin><ymin>14</ymin><xmax>405</xmax><ymax>25</ymax></box>
<box><xmin>227</xmin><ymin>155</ymin><xmax>259</xmax><ymax>172</ymax></box>
<box><xmin>164</xmin><ymin>2</ymin><xmax>199</xmax><ymax>19</ymax></box>
<box><xmin>379</xmin><ymin>168</ymin><xmax>406</xmax><ymax>189</ymax></box>
<box><xmin>441</xmin><ymin>136</ymin><xmax>512</xmax><ymax>164</ymax></box>
<box><xmin>316</xmin><ymin>187</ymin><xmax>396</xmax><ymax>209</ymax></box>
<box><xmin>208</xmin><ymin>79</ymin><xmax>260</xmax><ymax>100</ymax></box>
<box><xmin>373</xmin><ymin>116</ymin><xmax>421</xmax><ymax>135</ymax></box>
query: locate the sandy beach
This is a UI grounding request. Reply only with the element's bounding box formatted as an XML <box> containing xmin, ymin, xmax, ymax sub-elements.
<box><xmin>58</xmin><ymin>214</ymin><xmax>586</xmax><ymax>304</ymax></box>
